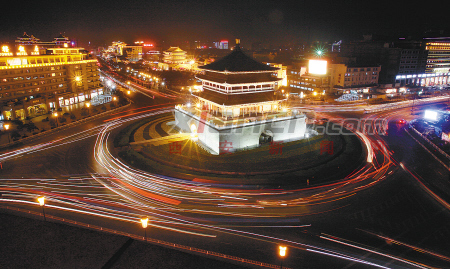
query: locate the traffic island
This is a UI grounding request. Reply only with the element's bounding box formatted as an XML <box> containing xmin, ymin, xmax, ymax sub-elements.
<box><xmin>114</xmin><ymin>113</ymin><xmax>364</xmax><ymax>187</ymax></box>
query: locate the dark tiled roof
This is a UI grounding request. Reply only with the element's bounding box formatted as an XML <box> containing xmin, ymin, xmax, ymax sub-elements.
<box><xmin>199</xmin><ymin>46</ymin><xmax>279</xmax><ymax>72</ymax></box>
<box><xmin>193</xmin><ymin>89</ymin><xmax>284</xmax><ymax>106</ymax></box>
<box><xmin>55</xmin><ymin>33</ymin><xmax>67</xmax><ymax>39</ymax></box>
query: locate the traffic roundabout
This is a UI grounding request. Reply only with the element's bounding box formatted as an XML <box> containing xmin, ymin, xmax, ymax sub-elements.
<box><xmin>93</xmin><ymin>108</ymin><xmax>397</xmax><ymax>216</ymax></box>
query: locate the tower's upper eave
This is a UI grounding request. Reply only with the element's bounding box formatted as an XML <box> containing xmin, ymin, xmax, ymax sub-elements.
<box><xmin>199</xmin><ymin>46</ymin><xmax>279</xmax><ymax>73</ymax></box>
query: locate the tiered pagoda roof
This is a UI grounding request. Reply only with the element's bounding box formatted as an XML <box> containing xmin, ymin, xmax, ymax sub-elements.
<box><xmin>199</xmin><ymin>45</ymin><xmax>278</xmax><ymax>73</ymax></box>
<box><xmin>194</xmin><ymin>42</ymin><xmax>284</xmax><ymax>106</ymax></box>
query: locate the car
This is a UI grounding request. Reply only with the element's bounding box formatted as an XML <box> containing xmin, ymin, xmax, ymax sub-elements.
<box><xmin>396</xmin><ymin>119</ymin><xmax>407</xmax><ymax>124</ymax></box>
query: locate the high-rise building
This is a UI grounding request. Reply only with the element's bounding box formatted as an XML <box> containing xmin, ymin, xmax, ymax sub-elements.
<box><xmin>123</xmin><ymin>46</ymin><xmax>143</xmax><ymax>62</ymax></box>
<box><xmin>103</xmin><ymin>41</ymin><xmax>142</xmax><ymax>62</ymax></box>
<box><xmin>0</xmin><ymin>45</ymin><xmax>101</xmax><ymax>120</ymax></box>
<box><xmin>340</xmin><ymin>40</ymin><xmax>402</xmax><ymax>86</ymax></box>
<box><xmin>332</xmin><ymin>40</ymin><xmax>342</xmax><ymax>53</ymax></box>
<box><xmin>213</xmin><ymin>40</ymin><xmax>229</xmax><ymax>50</ymax></box>
<box><xmin>424</xmin><ymin>37</ymin><xmax>450</xmax><ymax>73</ymax></box>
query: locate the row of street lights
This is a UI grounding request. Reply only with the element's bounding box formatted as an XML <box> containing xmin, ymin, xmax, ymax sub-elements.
<box><xmin>36</xmin><ymin>195</ymin><xmax>149</xmax><ymax>239</ymax></box>
<box><xmin>35</xmin><ymin>196</ymin><xmax>288</xmax><ymax>267</ymax></box>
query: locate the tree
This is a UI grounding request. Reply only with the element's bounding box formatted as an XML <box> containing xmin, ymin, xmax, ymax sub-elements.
<box><xmin>26</xmin><ymin>121</ymin><xmax>38</xmax><ymax>133</ymax></box>
<box><xmin>10</xmin><ymin>131</ymin><xmax>21</xmax><ymax>140</ymax></box>
<box><xmin>12</xmin><ymin>120</ymin><xmax>24</xmax><ymax>130</ymax></box>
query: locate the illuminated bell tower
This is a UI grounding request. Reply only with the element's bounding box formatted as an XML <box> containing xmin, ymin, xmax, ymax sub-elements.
<box><xmin>174</xmin><ymin>39</ymin><xmax>306</xmax><ymax>154</ymax></box>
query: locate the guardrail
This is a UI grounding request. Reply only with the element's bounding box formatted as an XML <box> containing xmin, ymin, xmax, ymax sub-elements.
<box><xmin>405</xmin><ymin>125</ymin><xmax>450</xmax><ymax>170</ymax></box>
<box><xmin>364</xmin><ymin>96</ymin><xmax>450</xmax><ymax>114</ymax></box>
<box><xmin>410</xmin><ymin>126</ymin><xmax>450</xmax><ymax>161</ymax></box>
<box><xmin>0</xmin><ymin>204</ymin><xmax>287</xmax><ymax>269</ymax></box>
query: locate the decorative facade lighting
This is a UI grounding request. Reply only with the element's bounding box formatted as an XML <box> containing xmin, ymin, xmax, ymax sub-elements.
<box><xmin>17</xmin><ymin>46</ymin><xmax>28</xmax><ymax>56</ymax></box>
<box><xmin>0</xmin><ymin>45</ymin><xmax>13</xmax><ymax>56</ymax></box>
<box><xmin>31</xmin><ymin>45</ymin><xmax>40</xmax><ymax>55</ymax></box>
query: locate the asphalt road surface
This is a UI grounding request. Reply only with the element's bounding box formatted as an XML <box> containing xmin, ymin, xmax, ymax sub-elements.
<box><xmin>2</xmin><ymin>76</ymin><xmax>450</xmax><ymax>268</ymax></box>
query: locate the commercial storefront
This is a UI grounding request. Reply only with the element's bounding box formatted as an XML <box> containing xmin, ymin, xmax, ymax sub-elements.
<box><xmin>395</xmin><ymin>72</ymin><xmax>450</xmax><ymax>87</ymax></box>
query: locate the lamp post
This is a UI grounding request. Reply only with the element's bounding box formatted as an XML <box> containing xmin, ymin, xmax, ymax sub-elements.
<box><xmin>279</xmin><ymin>246</ymin><xmax>287</xmax><ymax>269</ymax></box>
<box><xmin>4</xmin><ymin>123</ymin><xmax>10</xmax><ymax>143</ymax></box>
<box><xmin>38</xmin><ymin>196</ymin><xmax>46</xmax><ymax>221</ymax></box>
<box><xmin>140</xmin><ymin>217</ymin><xmax>149</xmax><ymax>241</ymax></box>
<box><xmin>53</xmin><ymin>112</ymin><xmax>58</xmax><ymax>127</ymax></box>
<box><xmin>86</xmin><ymin>102</ymin><xmax>91</xmax><ymax>115</ymax></box>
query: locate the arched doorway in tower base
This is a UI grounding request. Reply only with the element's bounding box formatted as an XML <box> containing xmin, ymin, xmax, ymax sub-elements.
<box><xmin>259</xmin><ymin>130</ymin><xmax>273</xmax><ymax>144</ymax></box>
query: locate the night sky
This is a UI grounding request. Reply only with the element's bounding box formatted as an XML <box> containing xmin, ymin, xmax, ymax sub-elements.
<box><xmin>1</xmin><ymin>0</ymin><xmax>448</xmax><ymax>47</ymax></box>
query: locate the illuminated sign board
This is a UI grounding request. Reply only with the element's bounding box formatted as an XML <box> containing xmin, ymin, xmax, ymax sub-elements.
<box><xmin>308</xmin><ymin>60</ymin><xmax>327</xmax><ymax>75</ymax></box>
<box><xmin>424</xmin><ymin>110</ymin><xmax>438</xmax><ymax>121</ymax></box>
<box><xmin>443</xmin><ymin>132</ymin><xmax>450</xmax><ymax>142</ymax></box>
<box><xmin>7</xmin><ymin>58</ymin><xmax>27</xmax><ymax>66</ymax></box>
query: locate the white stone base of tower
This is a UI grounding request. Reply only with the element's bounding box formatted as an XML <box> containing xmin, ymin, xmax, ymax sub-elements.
<box><xmin>174</xmin><ymin>108</ymin><xmax>307</xmax><ymax>155</ymax></box>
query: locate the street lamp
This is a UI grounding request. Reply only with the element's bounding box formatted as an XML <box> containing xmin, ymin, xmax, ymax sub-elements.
<box><xmin>53</xmin><ymin>112</ymin><xmax>58</xmax><ymax>127</ymax></box>
<box><xmin>279</xmin><ymin>246</ymin><xmax>287</xmax><ymax>269</ymax></box>
<box><xmin>37</xmin><ymin>196</ymin><xmax>46</xmax><ymax>221</ymax></box>
<box><xmin>140</xmin><ymin>217</ymin><xmax>149</xmax><ymax>241</ymax></box>
<box><xmin>85</xmin><ymin>102</ymin><xmax>91</xmax><ymax>115</ymax></box>
<box><xmin>4</xmin><ymin>123</ymin><xmax>10</xmax><ymax>143</ymax></box>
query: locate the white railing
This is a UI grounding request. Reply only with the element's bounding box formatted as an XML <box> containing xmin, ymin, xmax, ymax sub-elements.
<box><xmin>176</xmin><ymin>106</ymin><xmax>305</xmax><ymax>130</ymax></box>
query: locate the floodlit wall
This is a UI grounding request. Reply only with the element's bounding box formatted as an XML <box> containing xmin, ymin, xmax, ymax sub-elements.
<box><xmin>175</xmin><ymin>108</ymin><xmax>307</xmax><ymax>155</ymax></box>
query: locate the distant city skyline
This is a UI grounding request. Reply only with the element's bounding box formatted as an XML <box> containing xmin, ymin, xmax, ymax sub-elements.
<box><xmin>1</xmin><ymin>0</ymin><xmax>449</xmax><ymax>47</ymax></box>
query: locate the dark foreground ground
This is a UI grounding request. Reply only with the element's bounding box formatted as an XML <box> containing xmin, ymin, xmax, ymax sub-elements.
<box><xmin>0</xmin><ymin>212</ymin><xmax>248</xmax><ymax>269</ymax></box>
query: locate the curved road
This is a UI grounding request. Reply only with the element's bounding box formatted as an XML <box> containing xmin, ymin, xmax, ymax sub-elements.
<box><xmin>1</xmin><ymin>76</ymin><xmax>450</xmax><ymax>268</ymax></box>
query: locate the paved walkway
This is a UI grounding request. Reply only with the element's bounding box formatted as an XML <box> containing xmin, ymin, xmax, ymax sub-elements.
<box><xmin>0</xmin><ymin>100</ymin><xmax>116</xmax><ymax>146</ymax></box>
<box><xmin>131</xmin><ymin>114</ymin><xmax>184</xmax><ymax>147</ymax></box>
